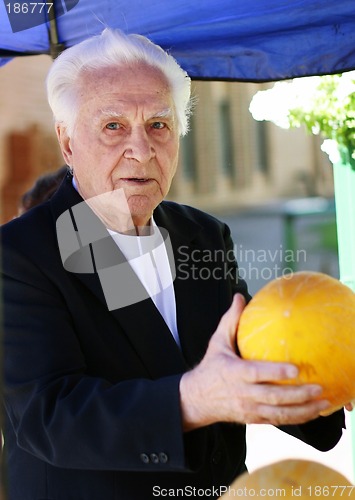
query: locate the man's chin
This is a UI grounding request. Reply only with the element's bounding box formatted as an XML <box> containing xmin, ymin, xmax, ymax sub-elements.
<box><xmin>127</xmin><ymin>197</ymin><xmax>160</xmax><ymax>228</ymax></box>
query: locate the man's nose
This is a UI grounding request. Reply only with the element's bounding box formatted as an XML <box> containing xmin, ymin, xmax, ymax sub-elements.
<box><xmin>123</xmin><ymin>127</ymin><xmax>155</xmax><ymax>162</ymax></box>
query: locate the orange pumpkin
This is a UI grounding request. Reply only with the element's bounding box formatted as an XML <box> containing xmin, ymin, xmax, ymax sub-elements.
<box><xmin>237</xmin><ymin>271</ymin><xmax>355</xmax><ymax>415</ymax></box>
<box><xmin>220</xmin><ymin>459</ymin><xmax>354</xmax><ymax>499</ymax></box>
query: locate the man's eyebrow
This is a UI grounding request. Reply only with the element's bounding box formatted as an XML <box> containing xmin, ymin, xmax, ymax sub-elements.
<box><xmin>151</xmin><ymin>108</ymin><xmax>174</xmax><ymax>120</ymax></box>
<box><xmin>95</xmin><ymin>108</ymin><xmax>174</xmax><ymax>122</ymax></box>
<box><xmin>97</xmin><ymin>109</ymin><xmax>124</xmax><ymax>120</ymax></box>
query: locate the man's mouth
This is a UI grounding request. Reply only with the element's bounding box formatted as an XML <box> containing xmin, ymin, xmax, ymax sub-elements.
<box><xmin>122</xmin><ymin>177</ymin><xmax>152</xmax><ymax>183</ymax></box>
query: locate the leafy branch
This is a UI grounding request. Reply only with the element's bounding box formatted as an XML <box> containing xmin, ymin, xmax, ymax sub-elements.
<box><xmin>249</xmin><ymin>71</ymin><xmax>355</xmax><ymax>162</ymax></box>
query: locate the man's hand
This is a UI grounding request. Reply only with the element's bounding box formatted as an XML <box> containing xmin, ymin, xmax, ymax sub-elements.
<box><xmin>345</xmin><ymin>402</ymin><xmax>354</xmax><ymax>411</ymax></box>
<box><xmin>179</xmin><ymin>294</ymin><xmax>331</xmax><ymax>432</ymax></box>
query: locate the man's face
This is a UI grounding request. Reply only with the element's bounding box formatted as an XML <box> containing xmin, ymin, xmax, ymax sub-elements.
<box><xmin>57</xmin><ymin>63</ymin><xmax>180</xmax><ymax>228</ymax></box>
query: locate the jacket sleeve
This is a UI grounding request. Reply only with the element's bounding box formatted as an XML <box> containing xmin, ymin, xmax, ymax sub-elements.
<box><xmin>222</xmin><ymin>221</ymin><xmax>252</xmax><ymax>304</ymax></box>
<box><xmin>279</xmin><ymin>409</ymin><xmax>346</xmax><ymax>452</ymax></box>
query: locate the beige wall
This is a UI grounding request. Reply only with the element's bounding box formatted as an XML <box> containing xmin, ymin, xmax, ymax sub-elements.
<box><xmin>0</xmin><ymin>55</ymin><xmax>62</xmax><ymax>180</ymax></box>
<box><xmin>0</xmin><ymin>55</ymin><xmax>335</xmax><ymax>222</ymax></box>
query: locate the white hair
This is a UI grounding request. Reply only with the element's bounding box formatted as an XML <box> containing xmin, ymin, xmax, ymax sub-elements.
<box><xmin>46</xmin><ymin>28</ymin><xmax>192</xmax><ymax>136</ymax></box>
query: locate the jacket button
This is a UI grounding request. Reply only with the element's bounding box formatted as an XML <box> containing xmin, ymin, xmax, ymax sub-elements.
<box><xmin>140</xmin><ymin>453</ymin><xmax>150</xmax><ymax>464</ymax></box>
<box><xmin>150</xmin><ymin>453</ymin><xmax>159</xmax><ymax>464</ymax></box>
<box><xmin>159</xmin><ymin>452</ymin><xmax>168</xmax><ymax>463</ymax></box>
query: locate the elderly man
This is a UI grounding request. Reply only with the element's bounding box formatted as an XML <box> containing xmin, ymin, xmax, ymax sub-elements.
<box><xmin>1</xmin><ymin>29</ymin><xmax>345</xmax><ymax>500</ymax></box>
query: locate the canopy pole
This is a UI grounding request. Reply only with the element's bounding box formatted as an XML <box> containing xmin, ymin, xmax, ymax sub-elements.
<box><xmin>332</xmin><ymin>155</ymin><xmax>355</xmax><ymax>482</ymax></box>
<box><xmin>46</xmin><ymin>0</ymin><xmax>65</xmax><ymax>59</ymax></box>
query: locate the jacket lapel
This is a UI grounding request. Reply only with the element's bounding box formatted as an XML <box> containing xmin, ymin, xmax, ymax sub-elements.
<box><xmin>154</xmin><ymin>203</ymin><xmax>222</xmax><ymax>368</ymax></box>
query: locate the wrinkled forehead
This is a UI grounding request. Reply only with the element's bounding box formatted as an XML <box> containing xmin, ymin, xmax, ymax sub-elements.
<box><xmin>76</xmin><ymin>62</ymin><xmax>172</xmax><ymax>101</ymax></box>
<box><xmin>72</xmin><ymin>63</ymin><xmax>177</xmax><ymax>126</ymax></box>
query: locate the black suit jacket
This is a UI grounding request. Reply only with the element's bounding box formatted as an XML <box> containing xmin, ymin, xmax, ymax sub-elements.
<box><xmin>1</xmin><ymin>175</ymin><xmax>345</xmax><ymax>499</ymax></box>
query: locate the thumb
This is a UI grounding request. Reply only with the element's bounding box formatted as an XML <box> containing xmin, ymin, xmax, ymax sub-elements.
<box><xmin>215</xmin><ymin>293</ymin><xmax>246</xmax><ymax>346</ymax></box>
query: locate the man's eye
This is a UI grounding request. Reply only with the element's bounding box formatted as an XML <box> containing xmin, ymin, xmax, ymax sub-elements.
<box><xmin>106</xmin><ymin>122</ymin><xmax>120</xmax><ymax>130</ymax></box>
<box><xmin>151</xmin><ymin>122</ymin><xmax>166</xmax><ymax>130</ymax></box>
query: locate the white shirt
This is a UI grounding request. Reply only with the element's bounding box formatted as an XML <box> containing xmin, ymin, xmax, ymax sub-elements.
<box><xmin>107</xmin><ymin>219</ymin><xmax>180</xmax><ymax>347</ymax></box>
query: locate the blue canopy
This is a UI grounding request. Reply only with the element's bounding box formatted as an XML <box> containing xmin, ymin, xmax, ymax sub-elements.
<box><xmin>1</xmin><ymin>0</ymin><xmax>355</xmax><ymax>81</ymax></box>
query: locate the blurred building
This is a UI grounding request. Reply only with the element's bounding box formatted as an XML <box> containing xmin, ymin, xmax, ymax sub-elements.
<box><xmin>0</xmin><ymin>56</ymin><xmax>62</xmax><ymax>221</ymax></box>
<box><xmin>0</xmin><ymin>55</ymin><xmax>335</xmax><ymax>223</ymax></box>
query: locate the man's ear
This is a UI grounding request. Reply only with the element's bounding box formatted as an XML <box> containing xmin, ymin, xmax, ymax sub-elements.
<box><xmin>56</xmin><ymin>124</ymin><xmax>73</xmax><ymax>166</ymax></box>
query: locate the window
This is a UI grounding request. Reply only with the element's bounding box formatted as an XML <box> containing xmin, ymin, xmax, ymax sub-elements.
<box><xmin>180</xmin><ymin>116</ymin><xmax>198</xmax><ymax>183</ymax></box>
<box><xmin>218</xmin><ymin>100</ymin><xmax>235</xmax><ymax>180</ymax></box>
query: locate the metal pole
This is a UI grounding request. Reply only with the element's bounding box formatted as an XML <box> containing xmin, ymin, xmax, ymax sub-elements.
<box><xmin>332</xmin><ymin>154</ymin><xmax>355</xmax><ymax>482</ymax></box>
